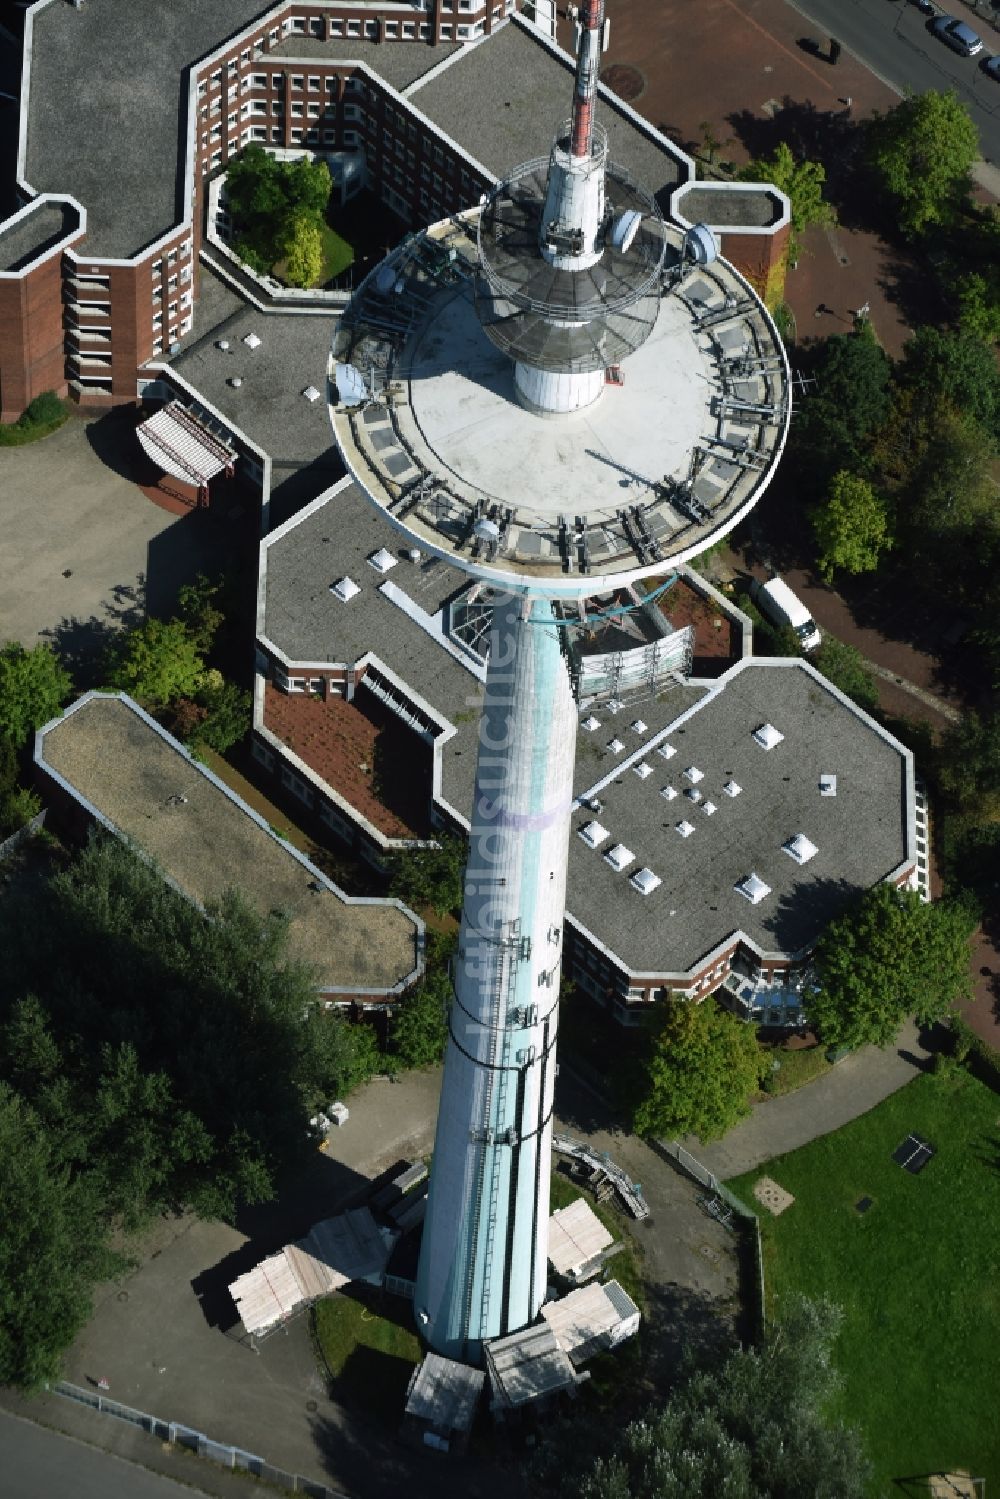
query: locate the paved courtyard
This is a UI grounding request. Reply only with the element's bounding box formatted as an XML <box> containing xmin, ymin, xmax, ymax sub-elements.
<box><xmin>0</xmin><ymin>413</ymin><xmax>239</xmax><ymax>674</ymax></box>
<box><xmin>54</xmin><ymin>1065</ymin><xmax>738</xmax><ymax>1497</ymax></box>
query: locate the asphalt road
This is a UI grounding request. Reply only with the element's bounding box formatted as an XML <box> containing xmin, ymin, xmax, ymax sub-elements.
<box><xmin>0</xmin><ymin>1409</ymin><xmax>206</xmax><ymax>1499</ymax></box>
<box><xmin>786</xmin><ymin>0</ymin><xmax>1000</xmax><ymax>159</ymax></box>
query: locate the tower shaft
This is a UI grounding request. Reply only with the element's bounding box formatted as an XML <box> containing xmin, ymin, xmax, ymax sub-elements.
<box><xmin>415</xmin><ymin>594</ymin><xmax>577</xmax><ymax>1359</ymax></box>
<box><xmin>569</xmin><ymin>0</ymin><xmax>604</xmax><ymax>159</ymax></box>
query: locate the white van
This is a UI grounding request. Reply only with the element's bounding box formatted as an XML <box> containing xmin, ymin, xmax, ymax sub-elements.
<box><xmin>750</xmin><ymin>576</ymin><xmax>822</xmax><ymax>653</ymax></box>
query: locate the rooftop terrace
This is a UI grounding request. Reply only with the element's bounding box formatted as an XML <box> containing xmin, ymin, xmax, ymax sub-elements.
<box><xmin>36</xmin><ymin>693</ymin><xmax>421</xmax><ymax>995</ymax></box>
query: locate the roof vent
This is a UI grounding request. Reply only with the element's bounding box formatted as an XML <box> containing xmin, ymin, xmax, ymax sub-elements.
<box><xmin>633</xmin><ymin>761</ymin><xmax>653</xmax><ymax>780</ymax></box>
<box><xmin>606</xmin><ymin>697</ymin><xmax>623</xmax><ymax>713</ymax></box>
<box><xmin>367</xmin><ymin>547</ymin><xmax>397</xmax><ymax>574</ymax></box>
<box><xmin>684</xmin><ymin>786</ymin><xmax>703</xmax><ymax>804</ymax></box>
<box><xmin>676</xmin><ymin>820</ymin><xmax>695</xmax><ymax>838</ymax></box>
<box><xmin>331</xmin><ymin>577</ymin><xmax>360</xmax><ymax>602</ymax></box>
<box><xmin>783</xmin><ymin>833</ymin><xmax>818</xmax><ymax>864</ymax></box>
<box><xmin>216</xmin><ymin>338</ymin><xmax>230</xmax><ymax>351</ymax></box>
<box><xmin>407</xmin><ymin>548</ymin><xmax>422</xmax><ymax>562</ymax></box>
<box><xmin>819</xmin><ymin>773</ymin><xmax>837</xmax><ymax>797</ymax></box>
<box><xmin>630</xmin><ymin>867</ymin><xmax>661</xmax><ymax>896</ymax></box>
<box><xmin>604</xmin><ymin>843</ymin><xmax>634</xmax><ymax>871</ymax></box>
<box><xmin>630</xmin><ymin>719</ymin><xmax>647</xmax><ymax>734</ymax></box>
<box><xmin>753</xmin><ymin>723</ymin><xmax>784</xmax><ymax>750</ymax></box>
<box><xmin>723</xmin><ymin>779</ymin><xmax>742</xmax><ymax>798</ymax></box>
<box><xmin>302</xmin><ymin>384</ymin><xmax>321</xmax><ymax>403</ymax></box>
<box><xmin>660</xmin><ymin>784</ymin><xmax>677</xmax><ymax>801</ymax></box>
<box><xmin>702</xmin><ymin>801</ymin><xmax>717</xmax><ymax>816</ymax></box>
<box><xmin>243</xmin><ymin>331</ymin><xmax>261</xmax><ymax>349</ymax></box>
<box><xmin>657</xmin><ymin>742</ymin><xmax>676</xmax><ymax>760</ymax></box>
<box><xmin>683</xmin><ymin>766</ymin><xmax>704</xmax><ymax>784</ymax></box>
<box><xmin>578</xmin><ymin>820</ymin><xmax>609</xmax><ymax>849</ymax></box>
<box><xmin>581</xmin><ymin>715</ymin><xmax>601</xmax><ymax>732</ymax></box>
<box><xmin>228</xmin><ymin>375</ymin><xmax>242</xmax><ymax>388</ymax></box>
<box><xmin>735</xmin><ymin>872</ymin><xmax>771</xmax><ymax>905</ymax></box>
<box><xmin>607</xmin><ymin>738</ymin><xmax>625</xmax><ymax>755</ymax></box>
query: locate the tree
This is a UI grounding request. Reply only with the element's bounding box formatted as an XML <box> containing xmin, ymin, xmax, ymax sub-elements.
<box><xmin>865</xmin><ymin>90</ymin><xmax>978</xmax><ymax>237</ymax></box>
<box><xmin>0</xmin><ymin>836</ymin><xmax>379</xmax><ymax>1226</ymax></box>
<box><xmin>811</xmin><ymin>471</ymin><xmax>892</xmax><ymax>583</ymax></box>
<box><xmin>0</xmin><ymin>641</ymin><xmax>71</xmax><ymax>746</ymax></box>
<box><xmin>176</xmin><ymin>573</ymin><xmax>224</xmax><ymax>655</ymax></box>
<box><xmin>955</xmin><ymin>270</ymin><xmax>1000</xmax><ymax>345</ymax></box>
<box><xmin>897</xmin><ymin>325</ymin><xmax>1000</xmax><ymax>440</ymax></box>
<box><xmin>389</xmin><ymin>835</ymin><xmax>466</xmax><ymax>916</ymax></box>
<box><xmin>390</xmin><ymin>931</ymin><xmax>455</xmax><ymax>1069</ymax></box>
<box><xmin>0</xmin><ymin>1084</ymin><xmax>119</xmax><ymax>1389</ymax></box>
<box><xmin>789</xmin><ymin>330</ymin><xmax>892</xmax><ymax>487</ymax></box>
<box><xmin>811</xmin><ymin>637</ymin><xmax>879</xmax><ymax>714</ymax></box>
<box><xmin>105</xmin><ymin>616</ymin><xmax>205</xmax><ymax>707</ymax></box>
<box><xmin>811</xmin><ymin>883</ymin><xmax>974</xmax><ymax>1049</ymax></box>
<box><xmin>935</xmin><ymin>709</ymin><xmax>1000</xmax><ymax>816</ymax></box>
<box><xmin>281</xmin><ymin>211</ymin><xmax>323</xmax><ymax>289</ymax></box>
<box><xmin>569</xmin><ymin>1296</ymin><xmax>870</xmax><ymax>1499</ymax></box>
<box><xmin>186</xmin><ymin>674</ymin><xmax>252</xmax><ymax>755</ymax></box>
<box><xmin>739</xmin><ymin>141</ymin><xmax>835</xmax><ymax>260</ymax></box>
<box><xmin>224</xmin><ymin>146</ymin><xmax>332</xmax><ymax>272</ymax></box>
<box><xmin>632</xmin><ymin>995</ymin><xmax>763</xmax><ymax>1141</ymax></box>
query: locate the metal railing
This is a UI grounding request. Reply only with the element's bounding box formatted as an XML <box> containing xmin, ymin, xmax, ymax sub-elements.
<box><xmin>50</xmin><ymin>1382</ymin><xmax>347</xmax><ymax>1499</ymax></box>
<box><xmin>654</xmin><ymin>1139</ymin><xmax>766</xmax><ymax>1343</ymax></box>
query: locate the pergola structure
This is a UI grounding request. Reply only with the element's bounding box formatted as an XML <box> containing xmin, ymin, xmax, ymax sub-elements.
<box><xmin>137</xmin><ymin>399</ymin><xmax>236</xmax><ymax>505</ymax></box>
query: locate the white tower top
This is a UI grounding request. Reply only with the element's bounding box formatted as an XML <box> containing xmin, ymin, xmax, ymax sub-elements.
<box><xmin>328</xmin><ymin>16</ymin><xmax>790</xmax><ymax>593</ymax></box>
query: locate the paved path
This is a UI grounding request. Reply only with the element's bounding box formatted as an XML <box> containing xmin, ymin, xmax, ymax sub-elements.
<box><xmin>0</xmin><ymin>1407</ymin><xmax>228</xmax><ymax>1499</ymax></box>
<box><xmin>690</xmin><ymin>1017</ymin><xmax>932</xmax><ymax>1179</ymax></box>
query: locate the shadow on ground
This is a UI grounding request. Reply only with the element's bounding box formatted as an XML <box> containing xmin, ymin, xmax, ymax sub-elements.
<box><xmin>190</xmin><ymin>1150</ymin><xmax>379</xmax><ymax>1334</ymax></box>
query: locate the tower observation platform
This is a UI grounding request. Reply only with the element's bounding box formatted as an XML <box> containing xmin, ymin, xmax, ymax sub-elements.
<box><xmin>326</xmin><ymin>0</ymin><xmax>790</xmax><ymax>1368</ymax></box>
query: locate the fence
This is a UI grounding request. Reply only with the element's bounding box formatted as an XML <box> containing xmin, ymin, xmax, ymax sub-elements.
<box><xmin>0</xmin><ymin>809</ymin><xmax>46</xmax><ymax>863</ymax></box>
<box><xmin>653</xmin><ymin>1139</ymin><xmax>766</xmax><ymax>1345</ymax></box>
<box><xmin>51</xmin><ymin>1382</ymin><xmax>347</xmax><ymax>1499</ymax></box>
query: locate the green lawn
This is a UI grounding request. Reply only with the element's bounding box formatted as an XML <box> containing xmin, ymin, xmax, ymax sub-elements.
<box><xmin>313</xmin><ymin>1291</ymin><xmax>421</xmax><ymax>1420</ymax></box>
<box><xmin>729</xmin><ymin>1069</ymin><xmax>1000</xmax><ymax>1495</ymax></box>
<box><xmin>317</xmin><ymin>222</ymin><xmax>354</xmax><ymax>282</ymax></box>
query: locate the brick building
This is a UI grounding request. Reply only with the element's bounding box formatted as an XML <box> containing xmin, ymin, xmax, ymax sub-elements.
<box><xmin>2</xmin><ymin>0</ymin><xmax>787</xmax><ymax>421</ymax></box>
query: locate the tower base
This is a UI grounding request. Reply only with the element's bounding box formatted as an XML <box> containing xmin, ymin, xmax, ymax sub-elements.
<box><xmin>514</xmin><ymin>362</ymin><xmax>605</xmax><ymax>416</ymax></box>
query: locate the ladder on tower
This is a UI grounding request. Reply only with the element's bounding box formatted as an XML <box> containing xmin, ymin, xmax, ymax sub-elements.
<box><xmin>460</xmin><ymin>920</ymin><xmax>523</xmax><ymax>1349</ymax></box>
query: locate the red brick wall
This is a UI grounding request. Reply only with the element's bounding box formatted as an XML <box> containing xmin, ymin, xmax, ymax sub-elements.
<box><xmin>0</xmin><ymin>250</ymin><xmax>72</xmax><ymax>423</ymax></box>
<box><xmin>721</xmin><ymin>223</ymin><xmax>791</xmax><ymax>311</ymax></box>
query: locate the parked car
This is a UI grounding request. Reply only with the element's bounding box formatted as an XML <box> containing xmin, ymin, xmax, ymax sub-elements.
<box><xmin>749</xmin><ymin>576</ymin><xmax>822</xmax><ymax>652</ymax></box>
<box><xmin>986</xmin><ymin>54</ymin><xmax>1000</xmax><ymax>80</ymax></box>
<box><xmin>931</xmin><ymin>16</ymin><xmax>984</xmax><ymax>55</ymax></box>
<box><xmin>909</xmin><ymin>0</ymin><xmax>936</xmax><ymax>14</ymax></box>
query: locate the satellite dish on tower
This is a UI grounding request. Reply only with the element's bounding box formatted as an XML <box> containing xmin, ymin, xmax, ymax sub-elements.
<box><xmin>684</xmin><ymin>223</ymin><xmax>718</xmax><ymax>266</ymax></box>
<box><xmin>334</xmin><ymin>362</ymin><xmax>367</xmax><ymax>408</ymax></box>
<box><xmin>609</xmin><ymin>210</ymin><xmax>642</xmax><ymax>254</ymax></box>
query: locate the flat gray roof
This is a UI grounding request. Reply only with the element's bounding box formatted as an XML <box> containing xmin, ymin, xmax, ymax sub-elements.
<box><xmin>263</xmin><ymin>480</ymin><xmax>484</xmax><ymax>818</ymax></box>
<box><xmin>566</xmin><ymin>659</ymin><xmax>911</xmax><ymax>975</ymax></box>
<box><xmin>409</xmin><ymin>20</ymin><xmax>689</xmax><ymax>205</ymax></box>
<box><xmin>171</xmin><ymin>265</ymin><xmax>341</xmax><ymax>488</ymax></box>
<box><xmin>0</xmin><ymin>197</ymin><xmax>79</xmax><ymax>272</ymax></box>
<box><xmin>270</xmin><ymin>37</ymin><xmax>461</xmax><ymax>91</ymax></box>
<box><xmin>36</xmin><ymin>693</ymin><xmax>420</xmax><ymax>994</ymax></box>
<box><xmin>24</xmin><ymin>0</ymin><xmax>273</xmax><ymax>258</ymax></box>
<box><xmin>677</xmin><ymin>185</ymin><xmax>784</xmax><ymax>229</ymax></box>
<box><xmin>260</xmin><ymin>489</ymin><xmax>909</xmax><ymax>976</ymax></box>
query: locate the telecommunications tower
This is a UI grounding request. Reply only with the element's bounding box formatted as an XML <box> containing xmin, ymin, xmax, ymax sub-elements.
<box><xmin>329</xmin><ymin>0</ymin><xmax>790</xmax><ymax>1361</ymax></box>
